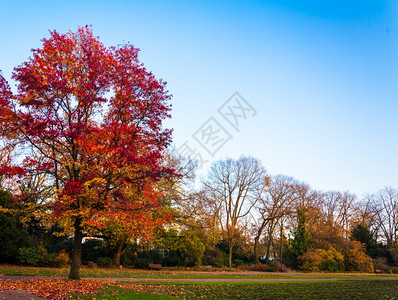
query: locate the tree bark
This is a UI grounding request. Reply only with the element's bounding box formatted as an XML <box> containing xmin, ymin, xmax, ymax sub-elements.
<box><xmin>228</xmin><ymin>244</ymin><xmax>233</xmax><ymax>268</ymax></box>
<box><xmin>253</xmin><ymin>220</ymin><xmax>269</xmax><ymax>261</ymax></box>
<box><xmin>265</xmin><ymin>235</ymin><xmax>273</xmax><ymax>262</ymax></box>
<box><xmin>113</xmin><ymin>239</ymin><xmax>127</xmax><ymax>267</ymax></box>
<box><xmin>253</xmin><ymin>235</ymin><xmax>260</xmax><ymax>261</ymax></box>
<box><xmin>69</xmin><ymin>218</ymin><xmax>83</xmax><ymax>280</ymax></box>
<box><xmin>279</xmin><ymin>221</ymin><xmax>283</xmax><ymax>262</ymax></box>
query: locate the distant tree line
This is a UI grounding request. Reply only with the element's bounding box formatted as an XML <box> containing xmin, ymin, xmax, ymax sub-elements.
<box><xmin>1</xmin><ymin>154</ymin><xmax>397</xmax><ymax>274</ymax></box>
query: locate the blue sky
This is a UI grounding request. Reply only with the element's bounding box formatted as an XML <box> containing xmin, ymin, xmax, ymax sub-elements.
<box><xmin>0</xmin><ymin>0</ymin><xmax>397</xmax><ymax>196</ymax></box>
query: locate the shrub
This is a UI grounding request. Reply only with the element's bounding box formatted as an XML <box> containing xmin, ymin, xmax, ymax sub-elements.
<box><xmin>345</xmin><ymin>241</ymin><xmax>374</xmax><ymax>272</ymax></box>
<box><xmin>298</xmin><ymin>251</ymin><xmax>323</xmax><ymax>272</ymax></box>
<box><xmin>177</xmin><ymin>231</ymin><xmax>205</xmax><ymax>267</ymax></box>
<box><xmin>55</xmin><ymin>250</ymin><xmax>70</xmax><ymax>267</ymax></box>
<box><xmin>213</xmin><ymin>257</ymin><xmax>226</xmax><ymax>268</ymax></box>
<box><xmin>137</xmin><ymin>249</ymin><xmax>163</xmax><ymax>264</ymax></box>
<box><xmin>236</xmin><ymin>264</ymin><xmax>251</xmax><ymax>271</ymax></box>
<box><xmin>162</xmin><ymin>250</ymin><xmax>182</xmax><ymax>267</ymax></box>
<box><xmin>202</xmin><ymin>249</ymin><xmax>217</xmax><ymax>266</ymax></box>
<box><xmin>46</xmin><ymin>252</ymin><xmax>64</xmax><ymax>267</ymax></box>
<box><xmin>37</xmin><ymin>245</ymin><xmax>49</xmax><ymax>265</ymax></box>
<box><xmin>213</xmin><ymin>254</ymin><xmax>229</xmax><ymax>268</ymax></box>
<box><xmin>268</xmin><ymin>260</ymin><xmax>288</xmax><ymax>272</ymax></box>
<box><xmin>18</xmin><ymin>245</ymin><xmax>65</xmax><ymax>267</ymax></box>
<box><xmin>317</xmin><ymin>248</ymin><xmax>345</xmax><ymax>272</ymax></box>
<box><xmin>233</xmin><ymin>259</ymin><xmax>244</xmax><ymax>266</ymax></box>
<box><xmin>251</xmin><ymin>263</ymin><xmax>270</xmax><ymax>272</ymax></box>
<box><xmin>248</xmin><ymin>262</ymin><xmax>270</xmax><ymax>272</ymax></box>
<box><xmin>97</xmin><ymin>256</ymin><xmax>113</xmax><ymax>268</ymax></box>
<box><xmin>236</xmin><ymin>261</ymin><xmax>288</xmax><ymax>272</ymax></box>
<box><xmin>18</xmin><ymin>247</ymin><xmax>39</xmax><ymax>266</ymax></box>
<box><xmin>135</xmin><ymin>258</ymin><xmax>152</xmax><ymax>269</ymax></box>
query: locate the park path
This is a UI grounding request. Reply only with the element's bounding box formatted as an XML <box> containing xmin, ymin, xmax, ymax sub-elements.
<box><xmin>0</xmin><ymin>289</ymin><xmax>42</xmax><ymax>300</ymax></box>
<box><xmin>1</xmin><ymin>274</ymin><xmax>398</xmax><ymax>300</ymax></box>
<box><xmin>2</xmin><ymin>275</ymin><xmax>398</xmax><ymax>282</ymax></box>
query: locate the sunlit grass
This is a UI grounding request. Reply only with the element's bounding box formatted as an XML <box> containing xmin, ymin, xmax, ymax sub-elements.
<box><xmin>1</xmin><ymin>265</ymin><xmax>397</xmax><ymax>280</ymax></box>
<box><xmin>71</xmin><ymin>285</ymin><xmax>177</xmax><ymax>300</ymax></box>
<box><xmin>114</xmin><ymin>280</ymin><xmax>398</xmax><ymax>299</ymax></box>
<box><xmin>1</xmin><ymin>267</ymin><xmax>397</xmax><ymax>300</ymax></box>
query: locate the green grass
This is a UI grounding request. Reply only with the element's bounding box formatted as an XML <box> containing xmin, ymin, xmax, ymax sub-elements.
<box><xmin>115</xmin><ymin>280</ymin><xmax>398</xmax><ymax>299</ymax></box>
<box><xmin>1</xmin><ymin>266</ymin><xmax>397</xmax><ymax>300</ymax></box>
<box><xmin>0</xmin><ymin>267</ymin><xmax>65</xmax><ymax>277</ymax></box>
<box><xmin>1</xmin><ymin>265</ymin><xmax>397</xmax><ymax>280</ymax></box>
<box><xmin>71</xmin><ymin>285</ymin><xmax>177</xmax><ymax>299</ymax></box>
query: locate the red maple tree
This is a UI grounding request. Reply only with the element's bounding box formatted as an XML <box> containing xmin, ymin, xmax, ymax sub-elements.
<box><xmin>0</xmin><ymin>26</ymin><xmax>175</xmax><ymax>279</ymax></box>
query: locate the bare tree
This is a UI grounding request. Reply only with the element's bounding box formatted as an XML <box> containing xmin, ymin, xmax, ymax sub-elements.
<box><xmin>252</xmin><ymin>175</ymin><xmax>297</xmax><ymax>261</ymax></box>
<box><xmin>203</xmin><ymin>156</ymin><xmax>267</xmax><ymax>267</ymax></box>
<box><xmin>369</xmin><ymin>187</ymin><xmax>398</xmax><ymax>245</ymax></box>
<box><xmin>352</xmin><ymin>197</ymin><xmax>376</xmax><ymax>227</ymax></box>
<box><xmin>323</xmin><ymin>191</ymin><xmax>356</xmax><ymax>239</ymax></box>
<box><xmin>289</xmin><ymin>182</ymin><xmax>322</xmax><ymax>231</ymax></box>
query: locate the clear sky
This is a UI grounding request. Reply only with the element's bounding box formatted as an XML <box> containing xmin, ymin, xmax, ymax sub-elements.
<box><xmin>0</xmin><ymin>0</ymin><xmax>397</xmax><ymax>197</ymax></box>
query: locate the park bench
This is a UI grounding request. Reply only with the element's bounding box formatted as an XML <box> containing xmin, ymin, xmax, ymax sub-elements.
<box><xmin>148</xmin><ymin>263</ymin><xmax>162</xmax><ymax>270</ymax></box>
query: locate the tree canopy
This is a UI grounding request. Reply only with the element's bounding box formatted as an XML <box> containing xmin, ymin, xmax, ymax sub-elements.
<box><xmin>0</xmin><ymin>26</ymin><xmax>175</xmax><ymax>279</ymax></box>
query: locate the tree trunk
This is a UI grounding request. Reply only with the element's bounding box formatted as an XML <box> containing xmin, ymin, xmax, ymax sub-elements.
<box><xmin>253</xmin><ymin>219</ymin><xmax>270</xmax><ymax>262</ymax></box>
<box><xmin>228</xmin><ymin>245</ymin><xmax>233</xmax><ymax>268</ymax></box>
<box><xmin>253</xmin><ymin>235</ymin><xmax>260</xmax><ymax>261</ymax></box>
<box><xmin>69</xmin><ymin>218</ymin><xmax>83</xmax><ymax>280</ymax></box>
<box><xmin>113</xmin><ymin>240</ymin><xmax>127</xmax><ymax>267</ymax></box>
<box><xmin>279</xmin><ymin>221</ymin><xmax>283</xmax><ymax>262</ymax></box>
<box><xmin>265</xmin><ymin>235</ymin><xmax>273</xmax><ymax>262</ymax></box>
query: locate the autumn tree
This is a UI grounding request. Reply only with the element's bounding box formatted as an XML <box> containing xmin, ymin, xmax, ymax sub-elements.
<box><xmin>292</xmin><ymin>183</ymin><xmax>322</xmax><ymax>231</ymax></box>
<box><xmin>309</xmin><ymin>191</ymin><xmax>356</xmax><ymax>251</ymax></box>
<box><xmin>103</xmin><ymin>179</ymin><xmax>171</xmax><ymax>267</ymax></box>
<box><xmin>203</xmin><ymin>156</ymin><xmax>267</xmax><ymax>267</ymax></box>
<box><xmin>252</xmin><ymin>175</ymin><xmax>296</xmax><ymax>261</ymax></box>
<box><xmin>0</xmin><ymin>26</ymin><xmax>174</xmax><ymax>279</ymax></box>
<box><xmin>157</xmin><ymin>152</ymin><xmax>224</xmax><ymax>266</ymax></box>
<box><xmin>344</xmin><ymin>241</ymin><xmax>374</xmax><ymax>272</ymax></box>
<box><xmin>331</xmin><ymin>191</ymin><xmax>356</xmax><ymax>239</ymax></box>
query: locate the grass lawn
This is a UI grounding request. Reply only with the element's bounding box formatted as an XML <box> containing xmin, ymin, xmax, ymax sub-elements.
<box><xmin>111</xmin><ymin>280</ymin><xmax>398</xmax><ymax>300</ymax></box>
<box><xmin>71</xmin><ymin>285</ymin><xmax>178</xmax><ymax>300</ymax></box>
<box><xmin>1</xmin><ymin>265</ymin><xmax>397</xmax><ymax>280</ymax></box>
<box><xmin>1</xmin><ymin>266</ymin><xmax>398</xmax><ymax>299</ymax></box>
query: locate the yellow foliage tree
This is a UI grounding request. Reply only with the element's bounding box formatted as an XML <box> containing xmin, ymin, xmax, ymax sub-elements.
<box><xmin>345</xmin><ymin>241</ymin><xmax>374</xmax><ymax>272</ymax></box>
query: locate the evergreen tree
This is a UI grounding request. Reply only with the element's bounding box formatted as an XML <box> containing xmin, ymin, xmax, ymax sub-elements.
<box><xmin>290</xmin><ymin>209</ymin><xmax>312</xmax><ymax>267</ymax></box>
<box><xmin>351</xmin><ymin>223</ymin><xmax>379</xmax><ymax>258</ymax></box>
<box><xmin>0</xmin><ymin>190</ymin><xmax>29</xmax><ymax>263</ymax></box>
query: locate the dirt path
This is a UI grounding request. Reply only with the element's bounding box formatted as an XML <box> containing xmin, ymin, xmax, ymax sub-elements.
<box><xmin>83</xmin><ymin>277</ymin><xmax>398</xmax><ymax>282</ymax></box>
<box><xmin>0</xmin><ymin>290</ymin><xmax>42</xmax><ymax>300</ymax></box>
